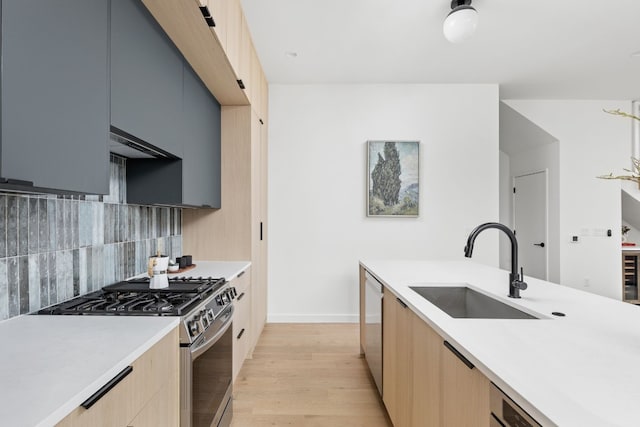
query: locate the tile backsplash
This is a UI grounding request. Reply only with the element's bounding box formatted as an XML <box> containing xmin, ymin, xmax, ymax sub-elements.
<box><xmin>0</xmin><ymin>155</ymin><xmax>182</xmax><ymax>320</ymax></box>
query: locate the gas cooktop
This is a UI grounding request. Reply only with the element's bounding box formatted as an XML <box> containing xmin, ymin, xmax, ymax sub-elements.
<box><xmin>37</xmin><ymin>276</ymin><xmax>226</xmax><ymax>317</ymax></box>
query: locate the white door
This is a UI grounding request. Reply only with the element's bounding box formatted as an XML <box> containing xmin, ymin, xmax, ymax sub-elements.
<box><xmin>513</xmin><ymin>171</ymin><xmax>548</xmax><ymax>280</ymax></box>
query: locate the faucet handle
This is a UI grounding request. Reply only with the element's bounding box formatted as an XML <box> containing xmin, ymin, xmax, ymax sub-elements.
<box><xmin>513</xmin><ymin>267</ymin><xmax>528</xmax><ymax>290</ymax></box>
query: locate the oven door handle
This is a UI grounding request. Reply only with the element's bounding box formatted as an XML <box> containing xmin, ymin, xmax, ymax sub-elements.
<box><xmin>191</xmin><ymin>305</ymin><xmax>234</xmax><ymax>361</ymax></box>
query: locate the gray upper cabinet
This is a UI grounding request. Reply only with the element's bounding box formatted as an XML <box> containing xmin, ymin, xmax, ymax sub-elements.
<box><xmin>111</xmin><ymin>0</ymin><xmax>183</xmax><ymax>157</ymax></box>
<box><xmin>126</xmin><ymin>67</ymin><xmax>221</xmax><ymax>208</ymax></box>
<box><xmin>1</xmin><ymin>0</ymin><xmax>110</xmax><ymax>194</ymax></box>
<box><xmin>182</xmin><ymin>64</ymin><xmax>221</xmax><ymax>208</ymax></box>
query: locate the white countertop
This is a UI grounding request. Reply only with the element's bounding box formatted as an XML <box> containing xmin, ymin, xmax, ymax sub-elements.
<box><xmin>0</xmin><ymin>260</ymin><xmax>250</xmax><ymax>427</ymax></box>
<box><xmin>0</xmin><ymin>315</ymin><xmax>179</xmax><ymax>427</ymax></box>
<box><xmin>361</xmin><ymin>259</ymin><xmax>640</xmax><ymax>427</ymax></box>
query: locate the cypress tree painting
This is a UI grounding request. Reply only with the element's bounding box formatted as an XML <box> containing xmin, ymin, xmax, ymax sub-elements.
<box><xmin>367</xmin><ymin>141</ymin><xmax>419</xmax><ymax>217</ymax></box>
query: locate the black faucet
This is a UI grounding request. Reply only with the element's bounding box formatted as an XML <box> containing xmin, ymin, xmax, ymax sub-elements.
<box><xmin>464</xmin><ymin>222</ymin><xmax>528</xmax><ymax>298</ymax></box>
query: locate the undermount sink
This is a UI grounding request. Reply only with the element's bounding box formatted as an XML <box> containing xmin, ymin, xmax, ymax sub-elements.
<box><xmin>409</xmin><ymin>286</ymin><xmax>538</xmax><ymax>319</ymax></box>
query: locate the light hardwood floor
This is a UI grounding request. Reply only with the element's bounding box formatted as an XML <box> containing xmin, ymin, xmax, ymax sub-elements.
<box><xmin>231</xmin><ymin>323</ymin><xmax>392</xmax><ymax>427</ymax></box>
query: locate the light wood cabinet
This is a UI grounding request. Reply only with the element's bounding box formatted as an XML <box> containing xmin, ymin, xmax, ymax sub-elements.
<box><xmin>224</xmin><ymin>0</ymin><xmax>242</xmax><ymax>79</ymax></box>
<box><xmin>250</xmin><ymin>48</ymin><xmax>263</xmax><ymax>117</ymax></box>
<box><xmin>128</xmin><ymin>382</ymin><xmax>178</xmax><ymax>427</ymax></box>
<box><xmin>260</xmin><ymin>71</ymin><xmax>269</xmax><ymax>123</ymax></box>
<box><xmin>441</xmin><ymin>341</ymin><xmax>490</xmax><ymax>427</ymax></box>
<box><xmin>238</xmin><ymin>13</ymin><xmax>253</xmax><ymax>100</ymax></box>
<box><xmin>206</xmin><ymin>0</ymin><xmax>228</xmax><ymax>50</ymax></box>
<box><xmin>57</xmin><ymin>327</ymin><xmax>179</xmax><ymax>427</ymax></box>
<box><xmin>232</xmin><ymin>267</ymin><xmax>252</xmax><ymax>382</ymax></box>
<box><xmin>411</xmin><ymin>311</ymin><xmax>442</xmax><ymax>427</ymax></box>
<box><xmin>382</xmin><ymin>289</ymin><xmax>412</xmax><ymax>427</ymax></box>
<box><xmin>251</xmin><ymin>109</ymin><xmax>269</xmax><ymax>351</ymax></box>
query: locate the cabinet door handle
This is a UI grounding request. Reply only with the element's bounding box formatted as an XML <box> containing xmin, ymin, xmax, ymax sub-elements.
<box><xmin>237</xmin><ymin>270</ymin><xmax>246</xmax><ymax>278</ymax></box>
<box><xmin>237</xmin><ymin>328</ymin><xmax>245</xmax><ymax>340</ymax></box>
<box><xmin>396</xmin><ymin>297</ymin><xmax>407</xmax><ymax>308</ymax></box>
<box><xmin>81</xmin><ymin>366</ymin><xmax>133</xmax><ymax>409</ymax></box>
<box><xmin>444</xmin><ymin>341</ymin><xmax>475</xmax><ymax>370</ymax></box>
<box><xmin>237</xmin><ymin>292</ymin><xmax>245</xmax><ymax>301</ymax></box>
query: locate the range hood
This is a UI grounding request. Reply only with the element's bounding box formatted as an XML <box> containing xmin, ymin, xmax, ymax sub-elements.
<box><xmin>109</xmin><ymin>126</ymin><xmax>178</xmax><ymax>159</ymax></box>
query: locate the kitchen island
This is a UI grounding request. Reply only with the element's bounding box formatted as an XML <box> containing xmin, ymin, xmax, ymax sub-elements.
<box><xmin>361</xmin><ymin>259</ymin><xmax>640</xmax><ymax>427</ymax></box>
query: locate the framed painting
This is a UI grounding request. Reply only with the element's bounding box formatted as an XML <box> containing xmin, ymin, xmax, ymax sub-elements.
<box><xmin>367</xmin><ymin>140</ymin><xmax>419</xmax><ymax>217</ymax></box>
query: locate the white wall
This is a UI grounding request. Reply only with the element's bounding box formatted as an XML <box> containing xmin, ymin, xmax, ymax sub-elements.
<box><xmin>268</xmin><ymin>84</ymin><xmax>500</xmax><ymax>322</ymax></box>
<box><xmin>505</xmin><ymin>100</ymin><xmax>629</xmax><ymax>299</ymax></box>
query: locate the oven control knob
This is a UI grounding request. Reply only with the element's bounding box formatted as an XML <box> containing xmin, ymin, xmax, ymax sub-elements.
<box><xmin>200</xmin><ymin>310</ymin><xmax>209</xmax><ymax>327</ymax></box>
<box><xmin>215</xmin><ymin>295</ymin><xmax>223</xmax><ymax>305</ymax></box>
<box><xmin>206</xmin><ymin>309</ymin><xmax>214</xmax><ymax>322</ymax></box>
<box><xmin>188</xmin><ymin>319</ymin><xmax>200</xmax><ymax>336</ymax></box>
<box><xmin>231</xmin><ymin>287</ymin><xmax>238</xmax><ymax>298</ymax></box>
<box><xmin>221</xmin><ymin>293</ymin><xmax>229</xmax><ymax>304</ymax></box>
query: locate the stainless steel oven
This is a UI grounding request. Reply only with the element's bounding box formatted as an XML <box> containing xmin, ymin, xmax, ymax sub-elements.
<box><xmin>181</xmin><ymin>305</ymin><xmax>234</xmax><ymax>427</ymax></box>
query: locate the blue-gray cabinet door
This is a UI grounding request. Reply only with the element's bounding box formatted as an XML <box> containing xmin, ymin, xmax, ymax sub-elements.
<box><xmin>111</xmin><ymin>0</ymin><xmax>183</xmax><ymax>157</ymax></box>
<box><xmin>182</xmin><ymin>64</ymin><xmax>221</xmax><ymax>208</ymax></box>
<box><xmin>1</xmin><ymin>0</ymin><xmax>110</xmax><ymax>194</ymax></box>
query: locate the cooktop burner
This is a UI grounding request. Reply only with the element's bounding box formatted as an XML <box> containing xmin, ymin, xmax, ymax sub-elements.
<box><xmin>38</xmin><ymin>276</ymin><xmax>226</xmax><ymax>317</ymax></box>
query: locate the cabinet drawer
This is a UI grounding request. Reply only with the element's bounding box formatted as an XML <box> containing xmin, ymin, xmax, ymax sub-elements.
<box><xmin>57</xmin><ymin>328</ymin><xmax>178</xmax><ymax>426</ymax></box>
<box><xmin>233</xmin><ymin>288</ymin><xmax>252</xmax><ymax>382</ymax></box>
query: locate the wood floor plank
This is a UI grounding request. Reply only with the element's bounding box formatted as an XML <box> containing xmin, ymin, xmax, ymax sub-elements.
<box><xmin>230</xmin><ymin>323</ymin><xmax>391</xmax><ymax>427</ymax></box>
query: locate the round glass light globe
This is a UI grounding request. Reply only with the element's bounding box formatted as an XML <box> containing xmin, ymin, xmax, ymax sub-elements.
<box><xmin>443</xmin><ymin>7</ymin><xmax>478</xmax><ymax>43</ymax></box>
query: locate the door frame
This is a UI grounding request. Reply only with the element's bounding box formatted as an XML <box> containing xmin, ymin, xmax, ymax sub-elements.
<box><xmin>512</xmin><ymin>169</ymin><xmax>549</xmax><ymax>281</ymax></box>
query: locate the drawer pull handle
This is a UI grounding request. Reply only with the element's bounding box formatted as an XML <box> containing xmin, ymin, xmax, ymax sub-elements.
<box><xmin>444</xmin><ymin>341</ymin><xmax>474</xmax><ymax>370</ymax></box>
<box><xmin>237</xmin><ymin>292</ymin><xmax>245</xmax><ymax>301</ymax></box>
<box><xmin>237</xmin><ymin>270</ymin><xmax>246</xmax><ymax>278</ymax></box>
<box><xmin>81</xmin><ymin>366</ymin><xmax>133</xmax><ymax>409</ymax></box>
<box><xmin>237</xmin><ymin>328</ymin><xmax>245</xmax><ymax>340</ymax></box>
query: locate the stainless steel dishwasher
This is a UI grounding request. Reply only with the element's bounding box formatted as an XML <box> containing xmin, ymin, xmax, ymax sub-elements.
<box><xmin>490</xmin><ymin>383</ymin><xmax>541</xmax><ymax>427</ymax></box>
<box><xmin>364</xmin><ymin>271</ymin><xmax>383</xmax><ymax>395</ymax></box>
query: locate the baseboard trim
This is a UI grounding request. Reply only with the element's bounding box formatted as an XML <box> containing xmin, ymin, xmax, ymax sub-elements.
<box><xmin>267</xmin><ymin>314</ymin><xmax>359</xmax><ymax>323</ymax></box>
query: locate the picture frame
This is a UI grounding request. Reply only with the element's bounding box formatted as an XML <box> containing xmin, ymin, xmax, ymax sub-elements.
<box><xmin>367</xmin><ymin>140</ymin><xmax>420</xmax><ymax>217</ymax></box>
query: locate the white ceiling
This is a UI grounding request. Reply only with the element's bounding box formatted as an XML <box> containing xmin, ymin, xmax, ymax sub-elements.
<box><xmin>241</xmin><ymin>0</ymin><xmax>640</xmax><ymax>99</ymax></box>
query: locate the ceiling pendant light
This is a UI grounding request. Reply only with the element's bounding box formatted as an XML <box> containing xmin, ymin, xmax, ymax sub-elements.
<box><xmin>443</xmin><ymin>0</ymin><xmax>478</xmax><ymax>44</ymax></box>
